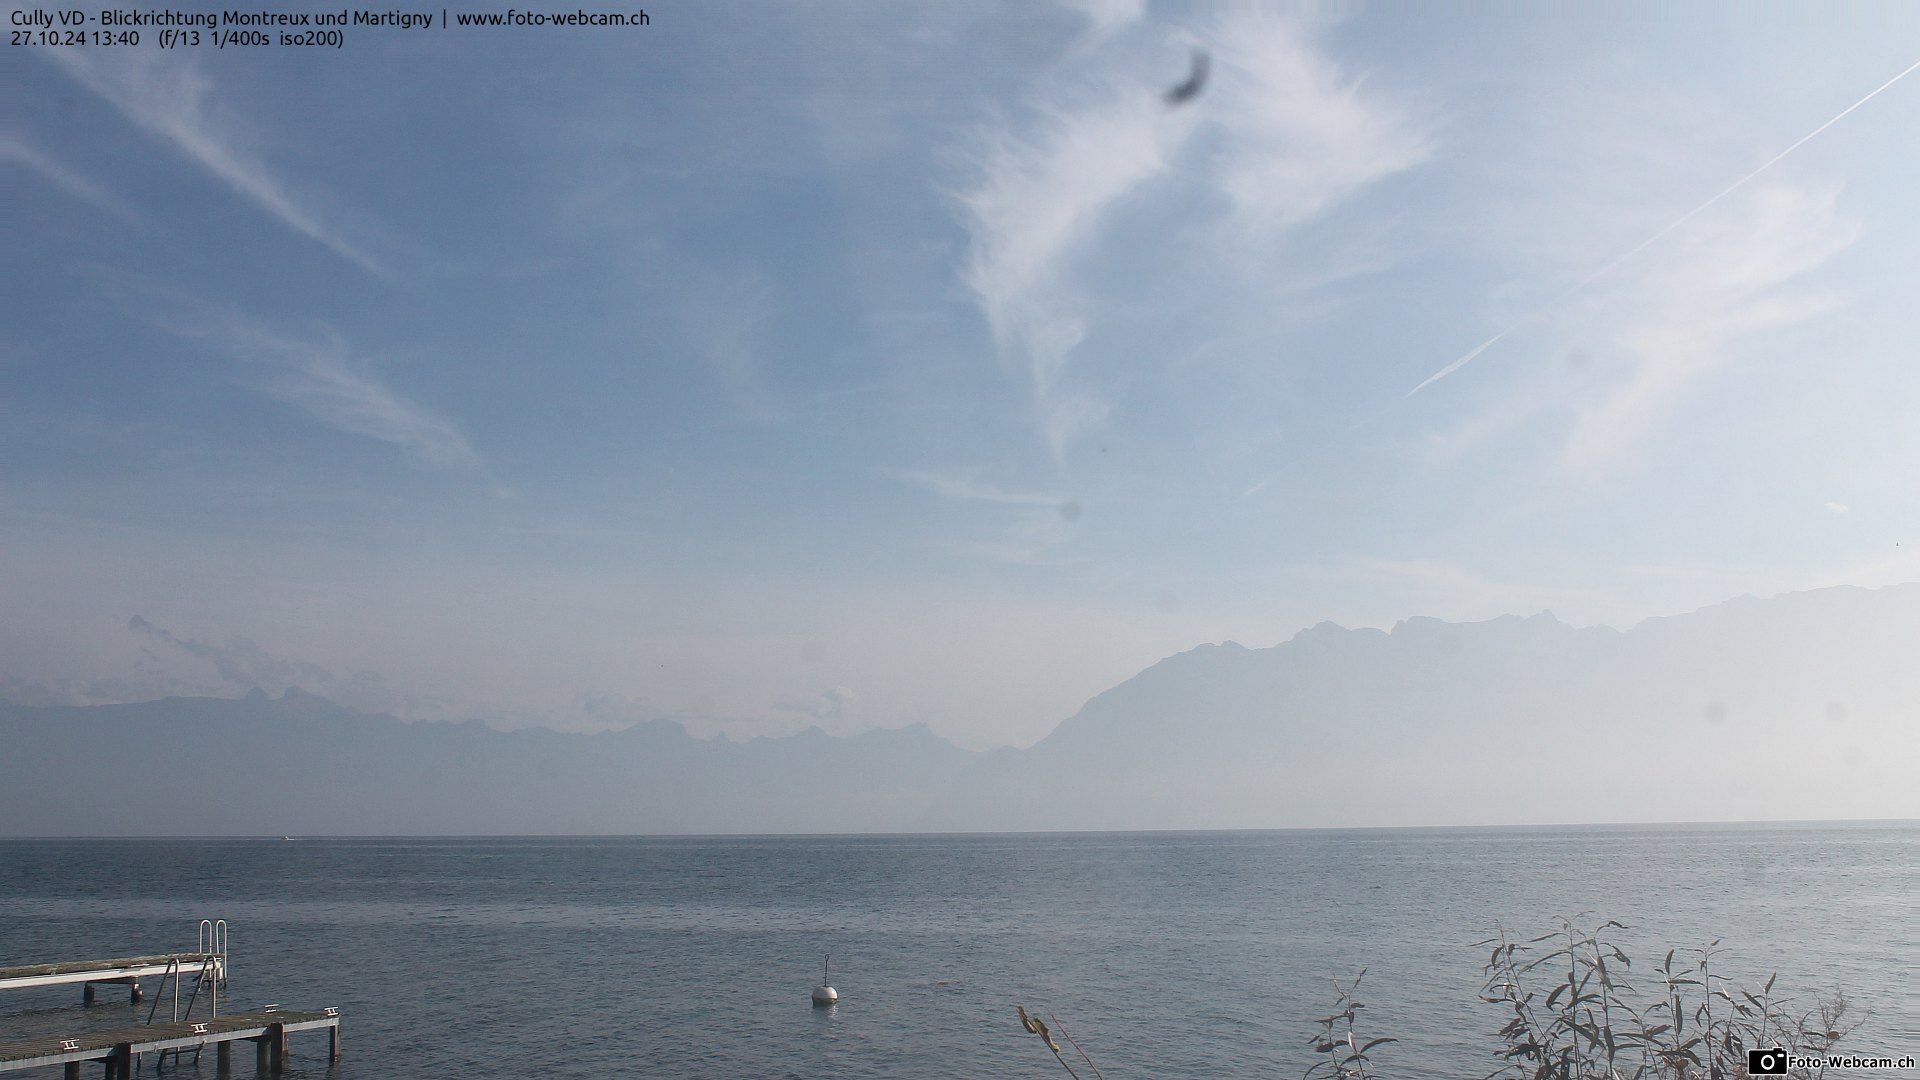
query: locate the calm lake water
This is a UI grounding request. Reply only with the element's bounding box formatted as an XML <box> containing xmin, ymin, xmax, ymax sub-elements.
<box><xmin>0</xmin><ymin>825</ymin><xmax>1914</xmax><ymax>1077</ymax></box>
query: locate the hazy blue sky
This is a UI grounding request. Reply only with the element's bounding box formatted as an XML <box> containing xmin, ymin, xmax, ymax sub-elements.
<box><xmin>5</xmin><ymin>2</ymin><xmax>1917</xmax><ymax>747</ymax></box>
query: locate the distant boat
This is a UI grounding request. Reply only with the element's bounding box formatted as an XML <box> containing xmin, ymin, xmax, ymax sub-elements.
<box><xmin>281</xmin><ymin>837</ymin><xmax>298</xmax><ymax>841</ymax></box>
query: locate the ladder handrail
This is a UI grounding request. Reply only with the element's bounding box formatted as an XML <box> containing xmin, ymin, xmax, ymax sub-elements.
<box><xmin>149</xmin><ymin>953</ymin><xmax>218</xmax><ymax>1069</ymax></box>
<box><xmin>197</xmin><ymin>918</ymin><xmax>229</xmax><ymax>983</ymax></box>
<box><xmin>143</xmin><ymin>957</ymin><xmax>179</xmax><ymax>1025</ymax></box>
<box><xmin>176</xmin><ymin>953</ymin><xmax>216</xmax><ymax>1024</ymax></box>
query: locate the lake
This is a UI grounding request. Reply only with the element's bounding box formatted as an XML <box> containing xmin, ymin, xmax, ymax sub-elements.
<box><xmin>0</xmin><ymin>824</ymin><xmax>1913</xmax><ymax>1077</ymax></box>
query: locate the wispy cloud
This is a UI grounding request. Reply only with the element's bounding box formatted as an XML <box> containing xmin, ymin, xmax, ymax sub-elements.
<box><xmin>108</xmin><ymin>279</ymin><xmax>480</xmax><ymax>467</ymax></box>
<box><xmin>249</xmin><ymin>330</ymin><xmax>482</xmax><ymax>468</ymax></box>
<box><xmin>126</xmin><ymin>614</ymin><xmax>432</xmax><ymax>718</ymax></box>
<box><xmin>1409</xmin><ymin>56</ymin><xmax>1919</xmax><ymax>396</ymax></box>
<box><xmin>2</xmin><ymin>134</ymin><xmax>138</xmax><ymax>219</ymax></box>
<box><xmin>1561</xmin><ymin>182</ymin><xmax>1856</xmax><ymax>470</ymax></box>
<box><xmin>883</xmin><ymin>468</ymin><xmax>1065</xmax><ymax>507</ymax></box>
<box><xmin>774</xmin><ymin>685</ymin><xmax>858</xmax><ymax>724</ymax></box>
<box><xmin>953</xmin><ymin>12</ymin><xmax>1425</xmax><ymax>455</ymax></box>
<box><xmin>1058</xmin><ymin>0</ymin><xmax>1144</xmax><ymax>38</ymax></box>
<box><xmin>43</xmin><ymin>50</ymin><xmax>390</xmax><ymax>277</ymax></box>
<box><xmin>884</xmin><ymin>467</ymin><xmax>1082</xmax><ymax>564</ymax></box>
<box><xmin>1428</xmin><ymin>181</ymin><xmax>1856</xmax><ymax>473</ymax></box>
<box><xmin>129</xmin><ymin>614</ymin><xmax>334</xmax><ymax>689</ymax></box>
<box><xmin>1208</xmin><ymin>15</ymin><xmax>1428</xmax><ymax>234</ymax></box>
<box><xmin>957</xmin><ymin>78</ymin><xmax>1185</xmax><ymax>454</ymax></box>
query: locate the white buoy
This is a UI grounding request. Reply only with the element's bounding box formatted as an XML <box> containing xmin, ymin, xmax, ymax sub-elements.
<box><xmin>811</xmin><ymin>952</ymin><xmax>838</xmax><ymax>1007</ymax></box>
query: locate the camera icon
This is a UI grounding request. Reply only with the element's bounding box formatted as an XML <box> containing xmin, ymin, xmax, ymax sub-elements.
<box><xmin>1747</xmin><ymin>1047</ymin><xmax>1789</xmax><ymax>1075</ymax></box>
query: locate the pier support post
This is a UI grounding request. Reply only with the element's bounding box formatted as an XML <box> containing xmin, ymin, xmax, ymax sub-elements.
<box><xmin>217</xmin><ymin>1041</ymin><xmax>232</xmax><ymax>1073</ymax></box>
<box><xmin>83</xmin><ymin>981</ymin><xmax>96</xmax><ymax>1005</ymax></box>
<box><xmin>63</xmin><ymin>1063</ymin><xmax>80</xmax><ymax>1080</ymax></box>
<box><xmin>328</xmin><ymin>1023</ymin><xmax>341</xmax><ymax>1062</ymax></box>
<box><xmin>255</xmin><ymin>1036</ymin><xmax>269</xmax><ymax>1073</ymax></box>
<box><xmin>129</xmin><ymin>978</ymin><xmax>142</xmax><ymax>1003</ymax></box>
<box><xmin>266</xmin><ymin>1022</ymin><xmax>286</xmax><ymax>1075</ymax></box>
<box><xmin>108</xmin><ymin>1044</ymin><xmax>132</xmax><ymax>1079</ymax></box>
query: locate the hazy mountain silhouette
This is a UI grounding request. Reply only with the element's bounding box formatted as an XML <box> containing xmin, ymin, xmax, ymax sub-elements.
<box><xmin>3</xmin><ymin>584</ymin><xmax>1914</xmax><ymax>834</ymax></box>
<box><xmin>925</xmin><ymin>583</ymin><xmax>1920</xmax><ymax>830</ymax></box>
<box><xmin>0</xmin><ymin>690</ymin><xmax>973</xmax><ymax>835</ymax></box>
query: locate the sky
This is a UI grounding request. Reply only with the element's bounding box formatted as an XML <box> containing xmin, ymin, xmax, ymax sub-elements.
<box><xmin>4</xmin><ymin>2</ymin><xmax>1918</xmax><ymax>749</ymax></box>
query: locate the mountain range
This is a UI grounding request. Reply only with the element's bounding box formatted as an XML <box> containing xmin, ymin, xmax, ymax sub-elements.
<box><xmin>3</xmin><ymin>584</ymin><xmax>1915</xmax><ymax>834</ymax></box>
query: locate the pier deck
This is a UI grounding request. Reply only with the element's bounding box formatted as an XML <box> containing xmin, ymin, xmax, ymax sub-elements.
<box><xmin>0</xmin><ymin>1010</ymin><xmax>338</xmax><ymax>1076</ymax></box>
<box><xmin>0</xmin><ymin>955</ymin><xmax>224</xmax><ymax>994</ymax></box>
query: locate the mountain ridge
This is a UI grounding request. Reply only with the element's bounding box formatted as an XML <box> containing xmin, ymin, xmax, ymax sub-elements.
<box><xmin>4</xmin><ymin>583</ymin><xmax>1914</xmax><ymax>834</ymax></box>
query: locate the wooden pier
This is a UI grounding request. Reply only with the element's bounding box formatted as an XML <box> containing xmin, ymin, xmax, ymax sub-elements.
<box><xmin>0</xmin><ymin>955</ymin><xmax>225</xmax><ymax>1005</ymax></box>
<box><xmin>1</xmin><ymin>925</ymin><xmax>341</xmax><ymax>1076</ymax></box>
<box><xmin>0</xmin><ymin>1009</ymin><xmax>338</xmax><ymax>1076</ymax></box>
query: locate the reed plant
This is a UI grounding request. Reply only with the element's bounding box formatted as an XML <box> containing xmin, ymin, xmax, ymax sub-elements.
<box><xmin>1016</xmin><ymin>918</ymin><xmax>1856</xmax><ymax>1079</ymax></box>
<box><xmin>1474</xmin><ymin>917</ymin><xmax>1855</xmax><ymax>1079</ymax></box>
<box><xmin>1303</xmin><ymin>970</ymin><xmax>1395</xmax><ymax>1079</ymax></box>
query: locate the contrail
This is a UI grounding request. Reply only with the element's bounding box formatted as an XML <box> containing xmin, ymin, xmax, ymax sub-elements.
<box><xmin>1408</xmin><ymin>56</ymin><xmax>1920</xmax><ymax>398</ymax></box>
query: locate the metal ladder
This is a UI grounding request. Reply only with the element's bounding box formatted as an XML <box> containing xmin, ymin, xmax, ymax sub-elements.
<box><xmin>142</xmin><ymin>921</ymin><xmax>228</xmax><ymax>1070</ymax></box>
<box><xmin>198</xmin><ymin>919</ymin><xmax>229</xmax><ymax>986</ymax></box>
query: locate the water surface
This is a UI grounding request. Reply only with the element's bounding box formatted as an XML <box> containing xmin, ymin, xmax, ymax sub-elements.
<box><xmin>1</xmin><ymin>825</ymin><xmax>1913</xmax><ymax>1077</ymax></box>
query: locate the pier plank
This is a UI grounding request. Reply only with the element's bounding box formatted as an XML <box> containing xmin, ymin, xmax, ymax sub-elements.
<box><xmin>0</xmin><ymin>1011</ymin><xmax>336</xmax><ymax>1072</ymax></box>
<box><xmin>0</xmin><ymin>954</ymin><xmax>223</xmax><ymax>992</ymax></box>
